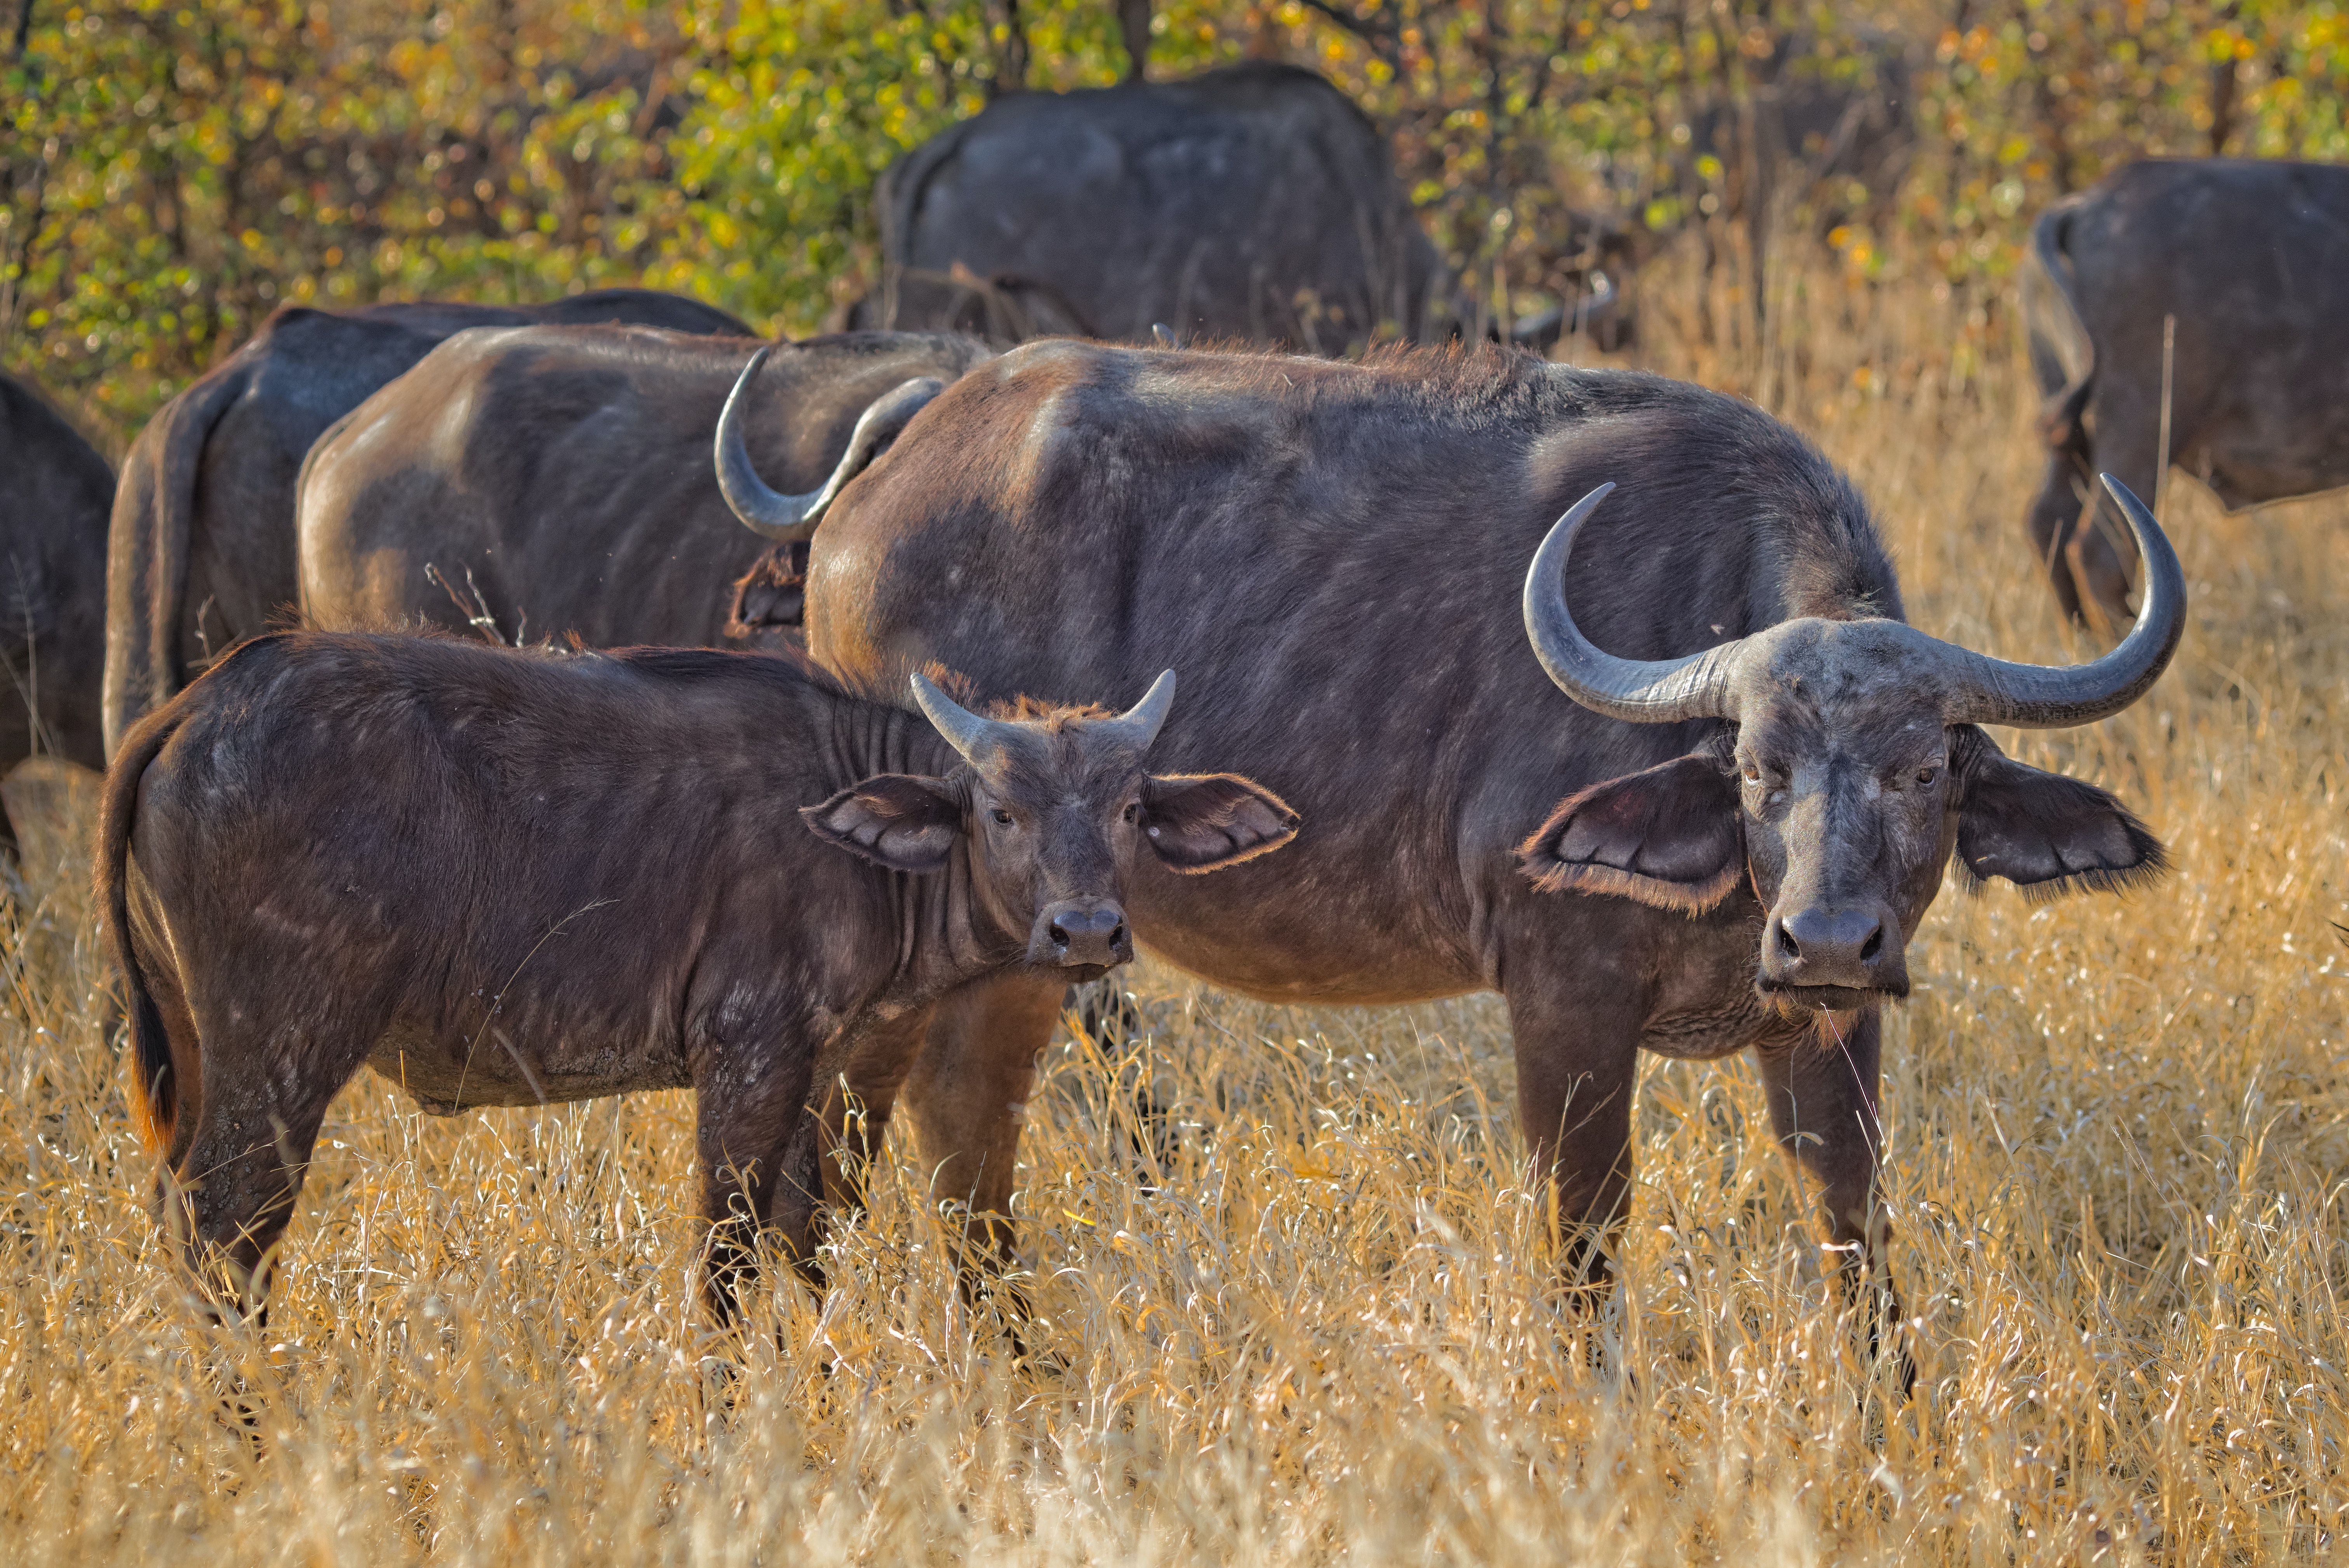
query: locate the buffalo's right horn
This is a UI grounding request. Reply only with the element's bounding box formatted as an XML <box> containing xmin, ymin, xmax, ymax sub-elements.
<box><xmin>715</xmin><ymin>349</ymin><xmax>946</xmax><ymax>543</ymax></box>
<box><xmin>911</xmin><ymin>671</ymin><xmax>1014</xmax><ymax>766</ymax></box>
<box><xmin>1934</xmin><ymin>473</ymin><xmax>2186</xmax><ymax>729</ymax></box>
<box><xmin>1522</xmin><ymin>483</ymin><xmax>1741</xmax><ymax>723</ymax></box>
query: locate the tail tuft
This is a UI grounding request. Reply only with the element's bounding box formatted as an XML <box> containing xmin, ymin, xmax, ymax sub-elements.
<box><xmin>97</xmin><ymin>705</ymin><xmax>185</xmax><ymax>1155</ymax></box>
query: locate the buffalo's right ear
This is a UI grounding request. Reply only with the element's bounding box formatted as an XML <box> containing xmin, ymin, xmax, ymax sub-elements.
<box><xmin>802</xmin><ymin>775</ymin><xmax>962</xmax><ymax>873</ymax></box>
<box><xmin>1517</xmin><ymin>752</ymin><xmax>1744</xmax><ymax>913</ymax></box>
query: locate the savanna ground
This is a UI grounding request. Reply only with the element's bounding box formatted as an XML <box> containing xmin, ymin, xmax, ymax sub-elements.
<box><xmin>3</xmin><ymin>257</ymin><xmax>2346</xmax><ymax>1564</ymax></box>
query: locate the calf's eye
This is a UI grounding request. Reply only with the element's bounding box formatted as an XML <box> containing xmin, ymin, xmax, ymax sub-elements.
<box><xmin>1122</xmin><ymin>803</ymin><xmax>1140</xmax><ymax>824</ymax></box>
<box><xmin>1740</xmin><ymin>764</ymin><xmax>1761</xmax><ymax>783</ymax></box>
<box><xmin>991</xmin><ymin>808</ymin><xmax>1014</xmax><ymax>826</ymax></box>
<box><xmin>1916</xmin><ymin>767</ymin><xmax>1938</xmax><ymax>787</ymax></box>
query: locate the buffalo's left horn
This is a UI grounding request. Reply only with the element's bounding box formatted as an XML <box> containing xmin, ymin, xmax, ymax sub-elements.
<box><xmin>716</xmin><ymin>349</ymin><xmax>946</xmax><ymax>543</ymax></box>
<box><xmin>911</xmin><ymin>671</ymin><xmax>1013</xmax><ymax>765</ymax></box>
<box><xmin>1093</xmin><ymin>670</ymin><xmax>1177</xmax><ymax>752</ymax></box>
<box><xmin>1935</xmin><ymin>474</ymin><xmax>2186</xmax><ymax>729</ymax></box>
<box><xmin>1522</xmin><ymin>482</ymin><xmax>1741</xmax><ymax>723</ymax></box>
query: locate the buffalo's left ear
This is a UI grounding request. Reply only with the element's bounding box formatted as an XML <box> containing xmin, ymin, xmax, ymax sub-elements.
<box><xmin>1517</xmin><ymin>752</ymin><xmax>1743</xmax><ymax>913</ymax></box>
<box><xmin>1141</xmin><ymin>774</ymin><xmax>1300</xmax><ymax>872</ymax></box>
<box><xmin>1952</xmin><ymin>726</ymin><xmax>2167</xmax><ymax>897</ymax></box>
<box><xmin>802</xmin><ymin>774</ymin><xmax>963</xmax><ymax>873</ymax></box>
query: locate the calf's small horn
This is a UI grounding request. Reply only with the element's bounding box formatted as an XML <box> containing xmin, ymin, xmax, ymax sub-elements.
<box><xmin>717</xmin><ymin>349</ymin><xmax>946</xmax><ymax>543</ymax></box>
<box><xmin>1095</xmin><ymin>670</ymin><xmax>1177</xmax><ymax>752</ymax></box>
<box><xmin>1522</xmin><ymin>482</ymin><xmax>1741</xmax><ymax>724</ymax></box>
<box><xmin>1935</xmin><ymin>474</ymin><xmax>2186</xmax><ymax>729</ymax></box>
<box><xmin>912</xmin><ymin>671</ymin><xmax>1013</xmax><ymax>765</ymax></box>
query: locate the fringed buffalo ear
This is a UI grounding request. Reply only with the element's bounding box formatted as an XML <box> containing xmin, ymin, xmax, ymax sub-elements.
<box><xmin>1951</xmin><ymin>726</ymin><xmax>2167</xmax><ymax>899</ymax></box>
<box><xmin>1141</xmin><ymin>774</ymin><xmax>1300</xmax><ymax>873</ymax></box>
<box><xmin>802</xmin><ymin>774</ymin><xmax>963</xmax><ymax>873</ymax></box>
<box><xmin>1517</xmin><ymin>752</ymin><xmax>1744</xmax><ymax>914</ymax></box>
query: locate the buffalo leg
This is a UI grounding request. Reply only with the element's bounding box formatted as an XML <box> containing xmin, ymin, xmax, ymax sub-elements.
<box><xmin>815</xmin><ymin>1005</ymin><xmax>935</xmax><ymax>1215</ymax></box>
<box><xmin>693</xmin><ymin>1048</ymin><xmax>823</xmax><ymax>1321</ymax></box>
<box><xmin>2024</xmin><ymin>449</ymin><xmax>2090</xmax><ymax>624</ymax></box>
<box><xmin>902</xmin><ymin>971</ymin><xmax>1065</xmax><ymax>1295</ymax></box>
<box><xmin>1754</xmin><ymin>1008</ymin><xmax>1910</xmax><ymax>1390</ymax></box>
<box><xmin>166</xmin><ymin>1028</ymin><xmax>355</xmax><ymax>1321</ymax></box>
<box><xmin>1503</xmin><ymin>984</ymin><xmax>1646</xmax><ymax>1308</ymax></box>
<box><xmin>2068</xmin><ymin>429</ymin><xmax>2161</xmax><ymax>636</ymax></box>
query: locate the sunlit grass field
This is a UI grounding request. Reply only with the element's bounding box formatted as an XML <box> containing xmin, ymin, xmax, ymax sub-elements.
<box><xmin>3</xmin><ymin>261</ymin><xmax>2345</xmax><ymax>1564</ymax></box>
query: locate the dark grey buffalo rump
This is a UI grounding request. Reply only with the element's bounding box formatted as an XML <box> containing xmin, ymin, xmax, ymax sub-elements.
<box><xmin>99</xmin><ymin>632</ymin><xmax>1295</xmax><ymax>1321</ymax></box>
<box><xmin>294</xmin><ymin>327</ymin><xmax>990</xmax><ymax>648</ymax></box>
<box><xmin>852</xmin><ymin>61</ymin><xmax>1446</xmax><ymax>352</ymax></box>
<box><xmin>101</xmin><ymin>289</ymin><xmax>748</xmax><ymax>759</ymax></box>
<box><xmin>0</xmin><ymin>372</ymin><xmax>113</xmax><ymax>812</ymax></box>
<box><xmin>2021</xmin><ymin>158</ymin><xmax>2349</xmax><ymax>627</ymax></box>
<box><xmin>720</xmin><ymin>339</ymin><xmax>2182</xmax><ymax>1380</ymax></box>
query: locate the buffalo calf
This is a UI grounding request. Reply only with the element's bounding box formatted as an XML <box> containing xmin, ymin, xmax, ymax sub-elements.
<box><xmin>99</xmin><ymin>633</ymin><xmax>1296</xmax><ymax>1320</ymax></box>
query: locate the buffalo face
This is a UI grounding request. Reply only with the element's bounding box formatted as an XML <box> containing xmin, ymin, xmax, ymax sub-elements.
<box><xmin>1518</xmin><ymin>478</ymin><xmax>2183</xmax><ymax>1012</ymax></box>
<box><xmin>804</xmin><ymin>671</ymin><xmax>1299</xmax><ymax>978</ymax></box>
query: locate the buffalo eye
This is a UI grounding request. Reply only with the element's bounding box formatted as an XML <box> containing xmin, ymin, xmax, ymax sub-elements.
<box><xmin>991</xmin><ymin>807</ymin><xmax>1014</xmax><ymax>826</ymax></box>
<box><xmin>1740</xmin><ymin>762</ymin><xmax>1761</xmax><ymax>783</ymax></box>
<box><xmin>1916</xmin><ymin>766</ymin><xmax>1939</xmax><ymax>787</ymax></box>
<box><xmin>1121</xmin><ymin>802</ymin><xmax>1141</xmax><ymax>824</ymax></box>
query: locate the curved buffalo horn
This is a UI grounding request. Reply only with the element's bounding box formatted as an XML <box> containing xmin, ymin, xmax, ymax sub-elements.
<box><xmin>1936</xmin><ymin>473</ymin><xmax>2186</xmax><ymax>729</ymax></box>
<box><xmin>1522</xmin><ymin>483</ymin><xmax>1741</xmax><ymax>723</ymax></box>
<box><xmin>715</xmin><ymin>349</ymin><xmax>947</xmax><ymax>543</ymax></box>
<box><xmin>911</xmin><ymin>670</ymin><xmax>1013</xmax><ymax>765</ymax></box>
<box><xmin>1093</xmin><ymin>670</ymin><xmax>1177</xmax><ymax>752</ymax></box>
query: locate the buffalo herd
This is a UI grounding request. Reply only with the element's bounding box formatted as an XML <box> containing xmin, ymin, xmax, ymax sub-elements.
<box><xmin>5</xmin><ymin>67</ymin><xmax>2339</xmax><ymax>1377</ymax></box>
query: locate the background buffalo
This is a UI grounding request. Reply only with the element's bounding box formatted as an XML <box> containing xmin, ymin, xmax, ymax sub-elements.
<box><xmin>0</xmin><ymin>372</ymin><xmax>112</xmax><ymax>843</ymax></box>
<box><xmin>99</xmin><ymin>291</ymin><xmax>748</xmax><ymax>759</ymax></box>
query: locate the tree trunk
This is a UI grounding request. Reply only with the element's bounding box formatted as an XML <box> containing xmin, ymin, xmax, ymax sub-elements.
<box><xmin>1117</xmin><ymin>0</ymin><xmax>1150</xmax><ymax>81</ymax></box>
<box><xmin>988</xmin><ymin>0</ymin><xmax>1030</xmax><ymax>97</ymax></box>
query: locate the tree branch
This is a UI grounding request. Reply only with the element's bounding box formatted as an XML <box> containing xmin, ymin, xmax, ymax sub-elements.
<box><xmin>1295</xmin><ymin>0</ymin><xmax>1398</xmax><ymax>67</ymax></box>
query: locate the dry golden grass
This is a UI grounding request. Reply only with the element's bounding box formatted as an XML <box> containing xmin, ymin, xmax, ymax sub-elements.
<box><xmin>3</xmin><ymin>257</ymin><xmax>2346</xmax><ymax>1565</ymax></box>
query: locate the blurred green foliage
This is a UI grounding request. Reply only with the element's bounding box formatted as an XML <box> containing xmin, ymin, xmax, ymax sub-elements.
<box><xmin>4</xmin><ymin>0</ymin><xmax>2346</xmax><ymax>443</ymax></box>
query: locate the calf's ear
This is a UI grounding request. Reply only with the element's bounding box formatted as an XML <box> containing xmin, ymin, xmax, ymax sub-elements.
<box><xmin>1952</xmin><ymin>726</ymin><xmax>2166</xmax><ymax>898</ymax></box>
<box><xmin>1517</xmin><ymin>752</ymin><xmax>1743</xmax><ymax>914</ymax></box>
<box><xmin>1142</xmin><ymin>774</ymin><xmax>1301</xmax><ymax>872</ymax></box>
<box><xmin>802</xmin><ymin>775</ymin><xmax>963</xmax><ymax>873</ymax></box>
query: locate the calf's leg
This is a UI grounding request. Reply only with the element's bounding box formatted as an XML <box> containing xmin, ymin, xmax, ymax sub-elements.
<box><xmin>164</xmin><ymin>1021</ymin><xmax>363</xmax><ymax>1322</ymax></box>
<box><xmin>903</xmin><ymin>971</ymin><xmax>1065</xmax><ymax>1295</ymax></box>
<box><xmin>693</xmin><ymin>1047</ymin><xmax>823</xmax><ymax>1322</ymax></box>
<box><xmin>815</xmin><ymin>1004</ymin><xmax>934</xmax><ymax>1214</ymax></box>
<box><xmin>1754</xmin><ymin>1008</ymin><xmax>1910</xmax><ymax>1391</ymax></box>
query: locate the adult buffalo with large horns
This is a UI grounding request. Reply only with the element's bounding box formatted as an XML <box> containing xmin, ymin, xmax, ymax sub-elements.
<box><xmin>713</xmin><ymin>339</ymin><xmax>2184</xmax><ymax>1377</ymax></box>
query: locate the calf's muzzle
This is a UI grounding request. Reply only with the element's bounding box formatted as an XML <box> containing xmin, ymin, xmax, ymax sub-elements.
<box><xmin>1034</xmin><ymin>898</ymin><xmax>1132</xmax><ymax>969</ymax></box>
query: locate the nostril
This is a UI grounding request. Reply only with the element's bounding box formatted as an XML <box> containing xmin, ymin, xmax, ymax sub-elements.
<box><xmin>1776</xmin><ymin>922</ymin><xmax>1801</xmax><ymax>960</ymax></box>
<box><xmin>1049</xmin><ymin>921</ymin><xmax>1073</xmax><ymax>948</ymax></box>
<box><xmin>1860</xmin><ymin>925</ymin><xmax>1884</xmax><ymax>962</ymax></box>
<box><xmin>1110</xmin><ymin>923</ymin><xmax>1128</xmax><ymax>949</ymax></box>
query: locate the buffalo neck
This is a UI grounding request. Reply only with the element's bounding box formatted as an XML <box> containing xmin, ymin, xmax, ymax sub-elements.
<box><xmin>814</xmin><ymin>690</ymin><xmax>1025</xmax><ymax>1003</ymax></box>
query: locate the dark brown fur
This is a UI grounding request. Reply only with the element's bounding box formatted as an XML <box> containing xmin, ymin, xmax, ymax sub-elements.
<box><xmin>100</xmin><ymin>291</ymin><xmax>748</xmax><ymax>759</ymax></box>
<box><xmin>0</xmin><ymin>372</ymin><xmax>113</xmax><ymax>819</ymax></box>
<box><xmin>297</xmin><ymin>327</ymin><xmax>992</xmax><ymax>652</ymax></box>
<box><xmin>855</xmin><ymin>62</ymin><xmax>1446</xmax><ymax>352</ymax></box>
<box><xmin>97</xmin><ymin>630</ymin><xmax>1290</xmax><ymax>1320</ymax></box>
<box><xmin>786</xmin><ymin>337</ymin><xmax>2170</xmax><ymax>1379</ymax></box>
<box><xmin>2021</xmin><ymin>160</ymin><xmax>2349</xmax><ymax>627</ymax></box>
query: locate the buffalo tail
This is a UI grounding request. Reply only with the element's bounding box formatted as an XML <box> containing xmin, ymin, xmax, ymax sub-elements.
<box><xmin>96</xmin><ymin>704</ymin><xmax>184</xmax><ymax>1155</ymax></box>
